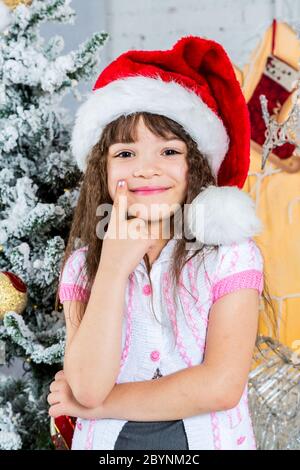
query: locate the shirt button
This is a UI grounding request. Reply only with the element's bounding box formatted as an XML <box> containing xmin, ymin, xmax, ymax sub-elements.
<box><xmin>143</xmin><ymin>284</ymin><xmax>152</xmax><ymax>296</ymax></box>
<box><xmin>150</xmin><ymin>350</ymin><xmax>160</xmax><ymax>362</ymax></box>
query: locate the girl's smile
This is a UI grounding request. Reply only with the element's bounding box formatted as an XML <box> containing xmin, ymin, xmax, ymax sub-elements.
<box><xmin>130</xmin><ymin>187</ymin><xmax>171</xmax><ymax>196</ymax></box>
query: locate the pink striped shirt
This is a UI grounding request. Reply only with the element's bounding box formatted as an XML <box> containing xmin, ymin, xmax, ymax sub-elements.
<box><xmin>58</xmin><ymin>237</ymin><xmax>263</xmax><ymax>450</ymax></box>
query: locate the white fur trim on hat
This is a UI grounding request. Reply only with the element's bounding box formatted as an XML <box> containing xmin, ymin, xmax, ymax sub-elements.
<box><xmin>187</xmin><ymin>185</ymin><xmax>263</xmax><ymax>245</ymax></box>
<box><xmin>71</xmin><ymin>75</ymin><xmax>229</xmax><ymax>174</ymax></box>
<box><xmin>0</xmin><ymin>1</ymin><xmax>11</xmax><ymax>32</ymax></box>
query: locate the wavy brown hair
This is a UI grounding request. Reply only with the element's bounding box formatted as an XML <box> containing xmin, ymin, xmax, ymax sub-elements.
<box><xmin>54</xmin><ymin>112</ymin><xmax>278</xmax><ymax>356</ymax></box>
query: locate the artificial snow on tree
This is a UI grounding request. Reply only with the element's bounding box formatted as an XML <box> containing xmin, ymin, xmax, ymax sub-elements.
<box><xmin>0</xmin><ymin>1</ymin><xmax>11</xmax><ymax>33</ymax></box>
<box><xmin>0</xmin><ymin>0</ymin><xmax>109</xmax><ymax>449</ymax></box>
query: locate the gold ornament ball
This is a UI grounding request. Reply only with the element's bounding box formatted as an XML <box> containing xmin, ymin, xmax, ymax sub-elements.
<box><xmin>3</xmin><ymin>0</ymin><xmax>32</xmax><ymax>9</ymax></box>
<box><xmin>0</xmin><ymin>271</ymin><xmax>28</xmax><ymax>320</ymax></box>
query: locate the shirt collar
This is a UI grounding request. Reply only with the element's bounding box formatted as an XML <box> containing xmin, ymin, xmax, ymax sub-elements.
<box><xmin>135</xmin><ymin>237</ymin><xmax>178</xmax><ymax>274</ymax></box>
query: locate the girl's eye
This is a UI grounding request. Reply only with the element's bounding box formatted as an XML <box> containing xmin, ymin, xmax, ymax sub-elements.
<box><xmin>115</xmin><ymin>149</ymin><xmax>180</xmax><ymax>158</ymax></box>
<box><xmin>115</xmin><ymin>151</ymin><xmax>132</xmax><ymax>159</ymax></box>
<box><xmin>163</xmin><ymin>149</ymin><xmax>180</xmax><ymax>156</ymax></box>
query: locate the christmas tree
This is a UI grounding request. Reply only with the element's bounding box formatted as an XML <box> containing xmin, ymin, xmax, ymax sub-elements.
<box><xmin>0</xmin><ymin>0</ymin><xmax>108</xmax><ymax>449</ymax></box>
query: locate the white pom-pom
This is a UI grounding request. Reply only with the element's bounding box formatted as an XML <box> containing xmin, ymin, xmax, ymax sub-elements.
<box><xmin>0</xmin><ymin>1</ymin><xmax>11</xmax><ymax>32</ymax></box>
<box><xmin>187</xmin><ymin>185</ymin><xmax>263</xmax><ymax>245</ymax></box>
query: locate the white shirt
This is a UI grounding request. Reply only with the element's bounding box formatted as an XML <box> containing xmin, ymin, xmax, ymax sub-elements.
<box><xmin>59</xmin><ymin>237</ymin><xmax>263</xmax><ymax>450</ymax></box>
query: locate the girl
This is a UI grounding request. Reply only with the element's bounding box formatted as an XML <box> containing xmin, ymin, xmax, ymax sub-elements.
<box><xmin>48</xmin><ymin>36</ymin><xmax>277</xmax><ymax>450</ymax></box>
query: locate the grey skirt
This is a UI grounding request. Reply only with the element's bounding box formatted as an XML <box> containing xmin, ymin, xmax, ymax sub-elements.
<box><xmin>114</xmin><ymin>419</ymin><xmax>189</xmax><ymax>450</ymax></box>
<box><xmin>113</xmin><ymin>367</ymin><xmax>189</xmax><ymax>450</ymax></box>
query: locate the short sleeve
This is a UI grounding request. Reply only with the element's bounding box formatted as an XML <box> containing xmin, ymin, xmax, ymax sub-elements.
<box><xmin>211</xmin><ymin>238</ymin><xmax>264</xmax><ymax>303</ymax></box>
<box><xmin>58</xmin><ymin>246</ymin><xmax>91</xmax><ymax>304</ymax></box>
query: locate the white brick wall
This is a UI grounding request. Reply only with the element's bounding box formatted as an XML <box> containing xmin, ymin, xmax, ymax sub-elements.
<box><xmin>102</xmin><ymin>0</ymin><xmax>300</xmax><ymax>70</ymax></box>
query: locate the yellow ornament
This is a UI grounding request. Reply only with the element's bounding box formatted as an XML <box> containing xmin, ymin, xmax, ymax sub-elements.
<box><xmin>0</xmin><ymin>271</ymin><xmax>27</xmax><ymax>320</ymax></box>
<box><xmin>3</xmin><ymin>0</ymin><xmax>32</xmax><ymax>8</ymax></box>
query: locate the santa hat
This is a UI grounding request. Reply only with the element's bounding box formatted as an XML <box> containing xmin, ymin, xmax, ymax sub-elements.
<box><xmin>71</xmin><ymin>35</ymin><xmax>263</xmax><ymax>246</ymax></box>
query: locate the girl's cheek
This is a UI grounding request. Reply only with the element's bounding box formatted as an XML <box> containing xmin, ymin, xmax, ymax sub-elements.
<box><xmin>170</xmin><ymin>166</ymin><xmax>188</xmax><ymax>189</ymax></box>
<box><xmin>108</xmin><ymin>159</ymin><xmax>130</xmax><ymax>179</ymax></box>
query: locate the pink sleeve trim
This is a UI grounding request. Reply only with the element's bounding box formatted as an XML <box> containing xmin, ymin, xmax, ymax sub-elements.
<box><xmin>212</xmin><ymin>269</ymin><xmax>264</xmax><ymax>303</ymax></box>
<box><xmin>59</xmin><ymin>284</ymin><xmax>90</xmax><ymax>303</ymax></box>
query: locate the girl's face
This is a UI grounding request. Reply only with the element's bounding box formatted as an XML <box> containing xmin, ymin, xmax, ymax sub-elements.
<box><xmin>107</xmin><ymin>116</ymin><xmax>188</xmax><ymax>226</ymax></box>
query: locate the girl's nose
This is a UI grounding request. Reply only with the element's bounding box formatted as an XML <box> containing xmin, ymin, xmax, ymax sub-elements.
<box><xmin>133</xmin><ymin>167</ymin><xmax>162</xmax><ymax>178</ymax></box>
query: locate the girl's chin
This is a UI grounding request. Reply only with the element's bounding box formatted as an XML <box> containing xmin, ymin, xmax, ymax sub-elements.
<box><xmin>127</xmin><ymin>212</ymin><xmax>171</xmax><ymax>222</ymax></box>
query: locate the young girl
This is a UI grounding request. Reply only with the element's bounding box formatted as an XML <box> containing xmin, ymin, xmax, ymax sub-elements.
<box><xmin>48</xmin><ymin>35</ymin><xmax>276</xmax><ymax>450</ymax></box>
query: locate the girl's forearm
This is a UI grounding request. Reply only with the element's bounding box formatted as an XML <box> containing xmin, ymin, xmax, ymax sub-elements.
<box><xmin>64</xmin><ymin>265</ymin><xmax>128</xmax><ymax>409</ymax></box>
<box><xmin>85</xmin><ymin>364</ymin><xmax>235</xmax><ymax>421</ymax></box>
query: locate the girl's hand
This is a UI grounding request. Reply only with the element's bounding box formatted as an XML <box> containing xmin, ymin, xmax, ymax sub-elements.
<box><xmin>99</xmin><ymin>179</ymin><xmax>155</xmax><ymax>277</ymax></box>
<box><xmin>47</xmin><ymin>370</ymin><xmax>104</xmax><ymax>420</ymax></box>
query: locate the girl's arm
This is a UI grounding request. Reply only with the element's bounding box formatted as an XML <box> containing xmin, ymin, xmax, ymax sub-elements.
<box><xmin>98</xmin><ymin>287</ymin><xmax>259</xmax><ymax>420</ymax></box>
<box><xmin>63</xmin><ymin>265</ymin><xmax>128</xmax><ymax>409</ymax></box>
<box><xmin>58</xmin><ymin>287</ymin><xmax>258</xmax><ymax>421</ymax></box>
<box><xmin>63</xmin><ymin>180</ymin><xmax>155</xmax><ymax>409</ymax></box>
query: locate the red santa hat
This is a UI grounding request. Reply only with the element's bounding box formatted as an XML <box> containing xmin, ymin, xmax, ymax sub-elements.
<box><xmin>71</xmin><ymin>35</ymin><xmax>263</xmax><ymax>245</ymax></box>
